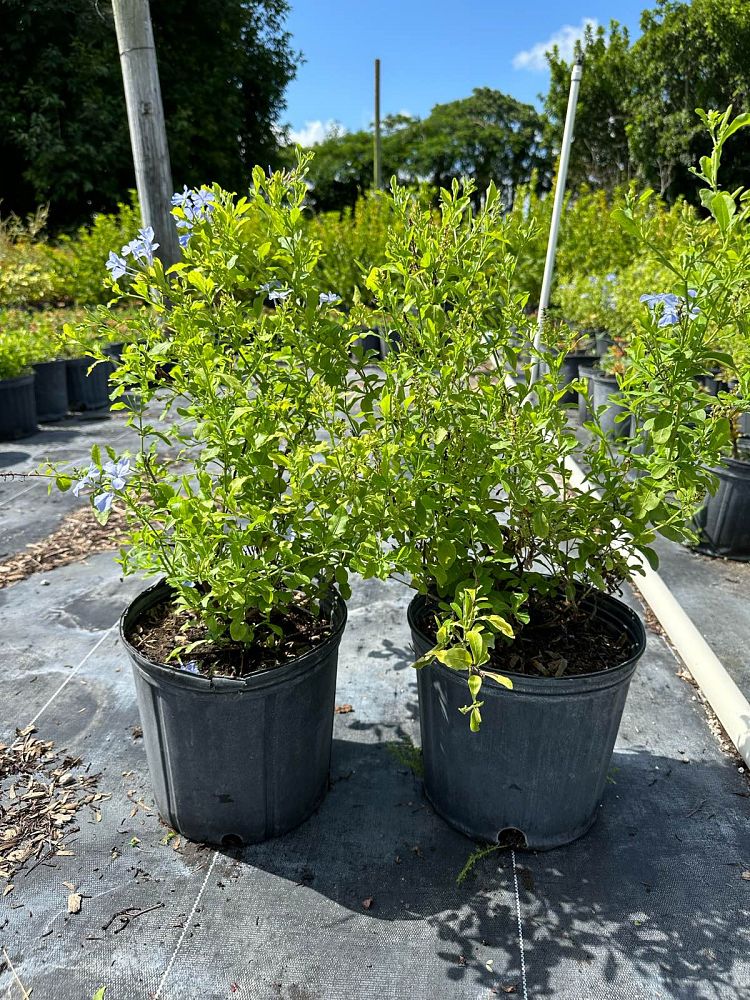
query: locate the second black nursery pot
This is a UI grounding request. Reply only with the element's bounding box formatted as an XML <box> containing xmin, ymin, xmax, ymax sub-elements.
<box><xmin>66</xmin><ymin>355</ymin><xmax>115</xmax><ymax>411</ymax></box>
<box><xmin>409</xmin><ymin>590</ymin><xmax>646</xmax><ymax>850</ymax></box>
<box><xmin>693</xmin><ymin>457</ymin><xmax>750</xmax><ymax>560</ymax></box>
<box><xmin>33</xmin><ymin>359</ymin><xmax>68</xmax><ymax>421</ymax></box>
<box><xmin>0</xmin><ymin>374</ymin><xmax>38</xmax><ymax>440</ymax></box>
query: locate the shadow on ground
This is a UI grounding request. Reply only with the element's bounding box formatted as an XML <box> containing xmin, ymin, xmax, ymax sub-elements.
<box><xmin>230</xmin><ymin>739</ymin><xmax>750</xmax><ymax>1000</ymax></box>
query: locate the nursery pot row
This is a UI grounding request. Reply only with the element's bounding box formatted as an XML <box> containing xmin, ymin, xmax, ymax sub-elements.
<box><xmin>121</xmin><ymin>579</ymin><xmax>646</xmax><ymax>851</ymax></box>
<box><xmin>0</xmin><ymin>353</ymin><xmax>118</xmax><ymax>440</ymax></box>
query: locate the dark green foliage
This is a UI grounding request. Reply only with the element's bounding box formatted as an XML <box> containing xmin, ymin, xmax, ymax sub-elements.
<box><xmin>0</xmin><ymin>0</ymin><xmax>298</xmax><ymax>230</ymax></box>
<box><xmin>297</xmin><ymin>89</ymin><xmax>550</xmax><ymax>212</ymax></box>
<box><xmin>544</xmin><ymin>21</ymin><xmax>633</xmax><ymax>191</ymax></box>
<box><xmin>544</xmin><ymin>1</ymin><xmax>750</xmax><ymax>203</ymax></box>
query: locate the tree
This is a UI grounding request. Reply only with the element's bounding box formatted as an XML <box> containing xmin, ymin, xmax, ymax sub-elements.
<box><xmin>543</xmin><ymin>2</ymin><xmax>750</xmax><ymax>203</ymax></box>
<box><xmin>544</xmin><ymin>21</ymin><xmax>634</xmax><ymax>191</ymax></box>
<box><xmin>294</xmin><ymin>89</ymin><xmax>549</xmax><ymax>213</ymax></box>
<box><xmin>627</xmin><ymin>0</ymin><xmax>750</xmax><ymax>200</ymax></box>
<box><xmin>412</xmin><ymin>89</ymin><xmax>549</xmax><ymax>202</ymax></box>
<box><xmin>0</xmin><ymin>0</ymin><xmax>299</xmax><ymax>229</ymax></box>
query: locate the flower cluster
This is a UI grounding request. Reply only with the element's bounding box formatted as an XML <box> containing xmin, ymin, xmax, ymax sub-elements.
<box><xmin>171</xmin><ymin>187</ymin><xmax>215</xmax><ymax>248</ymax></box>
<box><xmin>259</xmin><ymin>285</ymin><xmax>340</xmax><ymax>307</ymax></box>
<box><xmin>72</xmin><ymin>457</ymin><xmax>132</xmax><ymax>514</ymax></box>
<box><xmin>106</xmin><ymin>227</ymin><xmax>160</xmax><ymax>281</ymax></box>
<box><xmin>640</xmin><ymin>290</ymin><xmax>699</xmax><ymax>327</ymax></box>
<box><xmin>260</xmin><ymin>281</ymin><xmax>292</xmax><ymax>302</ymax></box>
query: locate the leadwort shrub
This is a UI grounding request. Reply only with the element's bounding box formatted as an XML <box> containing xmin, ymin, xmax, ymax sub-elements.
<box><xmin>53</xmin><ymin>156</ymin><xmax>370</xmax><ymax>670</ymax></box>
<box><xmin>352</xmin><ymin>173</ymin><xmax>735</xmax><ymax>727</ymax></box>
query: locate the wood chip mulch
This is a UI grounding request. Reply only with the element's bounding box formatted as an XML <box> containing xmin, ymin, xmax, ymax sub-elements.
<box><xmin>0</xmin><ymin>506</ymin><xmax>128</xmax><ymax>590</ymax></box>
<box><xmin>0</xmin><ymin>725</ymin><xmax>110</xmax><ymax>894</ymax></box>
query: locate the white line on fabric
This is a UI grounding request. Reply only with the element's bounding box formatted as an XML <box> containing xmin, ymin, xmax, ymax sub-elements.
<box><xmin>511</xmin><ymin>849</ymin><xmax>529</xmax><ymax>1000</ymax></box>
<box><xmin>26</xmin><ymin>623</ymin><xmax>118</xmax><ymax>729</ymax></box>
<box><xmin>154</xmin><ymin>850</ymin><xmax>219</xmax><ymax>999</ymax></box>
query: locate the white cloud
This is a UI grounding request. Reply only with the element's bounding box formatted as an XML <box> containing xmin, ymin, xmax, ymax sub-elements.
<box><xmin>512</xmin><ymin>18</ymin><xmax>598</xmax><ymax>72</ymax></box>
<box><xmin>288</xmin><ymin>119</ymin><xmax>342</xmax><ymax>146</ymax></box>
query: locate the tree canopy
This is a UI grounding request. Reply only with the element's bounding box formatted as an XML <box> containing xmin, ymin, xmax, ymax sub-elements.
<box><xmin>295</xmin><ymin>89</ymin><xmax>549</xmax><ymax>212</ymax></box>
<box><xmin>544</xmin><ymin>0</ymin><xmax>750</xmax><ymax>202</ymax></box>
<box><xmin>0</xmin><ymin>0</ymin><xmax>298</xmax><ymax>229</ymax></box>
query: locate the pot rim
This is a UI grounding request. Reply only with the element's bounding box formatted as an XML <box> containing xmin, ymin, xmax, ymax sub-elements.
<box><xmin>0</xmin><ymin>373</ymin><xmax>34</xmax><ymax>388</ymax></box>
<box><xmin>712</xmin><ymin>456</ymin><xmax>750</xmax><ymax>477</ymax></box>
<box><xmin>33</xmin><ymin>358</ymin><xmax>66</xmax><ymax>370</ymax></box>
<box><xmin>120</xmin><ymin>578</ymin><xmax>347</xmax><ymax>693</ymax></box>
<box><xmin>407</xmin><ymin>587</ymin><xmax>646</xmax><ymax>696</ymax></box>
<box><xmin>588</xmin><ymin>370</ymin><xmax>619</xmax><ymax>386</ymax></box>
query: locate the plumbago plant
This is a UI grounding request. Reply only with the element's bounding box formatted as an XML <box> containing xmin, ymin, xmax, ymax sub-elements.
<box><xmin>350</xmin><ymin>174</ymin><xmax>737</xmax><ymax>729</ymax></box>
<box><xmin>47</xmin><ymin>155</ymin><xmax>370</xmax><ymax>672</ymax></box>
<box><xmin>614</xmin><ymin>106</ymin><xmax>750</xmax><ymax>460</ymax></box>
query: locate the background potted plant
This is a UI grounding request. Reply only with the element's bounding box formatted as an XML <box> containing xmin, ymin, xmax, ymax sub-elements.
<box><xmin>0</xmin><ymin>323</ymin><xmax>37</xmax><ymax>439</ymax></box>
<box><xmin>50</xmin><ymin>158</ymin><xmax>366</xmax><ymax>846</ymax></box>
<box><xmin>633</xmin><ymin>109</ymin><xmax>750</xmax><ymax>560</ymax></box>
<box><xmin>351</xmin><ymin>166</ymin><xmax>737</xmax><ymax>850</ymax></box>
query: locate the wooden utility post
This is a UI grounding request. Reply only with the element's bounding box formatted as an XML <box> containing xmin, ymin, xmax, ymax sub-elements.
<box><xmin>373</xmin><ymin>58</ymin><xmax>382</xmax><ymax>190</ymax></box>
<box><xmin>112</xmin><ymin>0</ymin><xmax>180</xmax><ymax>266</ymax></box>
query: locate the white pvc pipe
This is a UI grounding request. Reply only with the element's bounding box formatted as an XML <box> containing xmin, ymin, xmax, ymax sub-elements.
<box><xmin>531</xmin><ymin>60</ymin><xmax>583</xmax><ymax>384</ymax></box>
<box><xmin>564</xmin><ymin>455</ymin><xmax>750</xmax><ymax>767</ymax></box>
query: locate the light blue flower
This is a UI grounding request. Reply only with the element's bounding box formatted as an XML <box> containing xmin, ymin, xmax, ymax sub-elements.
<box><xmin>640</xmin><ymin>291</ymin><xmax>698</xmax><ymax>327</ymax></box>
<box><xmin>178</xmin><ymin>232</ymin><xmax>192</xmax><ymax>249</ymax></box>
<box><xmin>605</xmin><ymin>272</ymin><xmax>618</xmax><ymax>283</ymax></box>
<box><xmin>171</xmin><ymin>186</ymin><xmax>192</xmax><ymax>208</ymax></box>
<box><xmin>182</xmin><ymin>660</ymin><xmax>200</xmax><ymax>674</ymax></box>
<box><xmin>104</xmin><ymin>457</ymin><xmax>131</xmax><ymax>491</ymax></box>
<box><xmin>191</xmin><ymin>189</ymin><xmax>215</xmax><ymax>212</ymax></box>
<box><xmin>72</xmin><ymin>463</ymin><xmax>101</xmax><ymax>497</ymax></box>
<box><xmin>268</xmin><ymin>288</ymin><xmax>292</xmax><ymax>302</ymax></box>
<box><xmin>93</xmin><ymin>492</ymin><xmax>114</xmax><ymax>514</ymax></box>
<box><xmin>105</xmin><ymin>251</ymin><xmax>129</xmax><ymax>281</ymax></box>
<box><xmin>319</xmin><ymin>291</ymin><xmax>341</xmax><ymax>306</ymax></box>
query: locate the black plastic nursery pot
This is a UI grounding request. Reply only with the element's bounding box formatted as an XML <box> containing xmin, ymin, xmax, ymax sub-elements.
<box><xmin>577</xmin><ymin>362</ymin><xmax>598</xmax><ymax>424</ymax></box>
<box><xmin>589</xmin><ymin>370</ymin><xmax>632</xmax><ymax>440</ymax></box>
<box><xmin>32</xmin><ymin>359</ymin><xmax>68</xmax><ymax>422</ymax></box>
<box><xmin>409</xmin><ymin>590</ymin><xmax>646</xmax><ymax>850</ymax></box>
<box><xmin>559</xmin><ymin>351</ymin><xmax>594</xmax><ymax>406</ymax></box>
<box><xmin>103</xmin><ymin>341</ymin><xmax>124</xmax><ymax>363</ymax></box>
<box><xmin>120</xmin><ymin>580</ymin><xmax>347</xmax><ymax>845</ymax></box>
<box><xmin>354</xmin><ymin>330</ymin><xmax>385</xmax><ymax>360</ymax></box>
<box><xmin>595</xmin><ymin>330</ymin><xmax>614</xmax><ymax>358</ymax></box>
<box><xmin>66</xmin><ymin>355</ymin><xmax>115</xmax><ymax>411</ymax></box>
<box><xmin>0</xmin><ymin>374</ymin><xmax>38</xmax><ymax>440</ymax></box>
<box><xmin>693</xmin><ymin>457</ymin><xmax>750</xmax><ymax>560</ymax></box>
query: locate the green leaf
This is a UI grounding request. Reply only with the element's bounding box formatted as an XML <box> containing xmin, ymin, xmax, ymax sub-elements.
<box><xmin>469</xmin><ymin>705</ymin><xmax>482</xmax><ymax>732</ymax></box>
<box><xmin>92</xmin><ymin>990</ymin><xmax>107</xmax><ymax>1000</ymax></box>
<box><xmin>465</xmin><ymin>628</ymin><xmax>485</xmax><ymax>665</ymax></box>
<box><xmin>485</xmin><ymin>615</ymin><xmax>514</xmax><ymax>638</ymax></box>
<box><xmin>229</xmin><ymin>620</ymin><xmax>251</xmax><ymax>643</ymax></box>
<box><xmin>723</xmin><ymin>112</ymin><xmax>750</xmax><ymax>141</ymax></box>
<box><xmin>434</xmin><ymin>647</ymin><xmax>472</xmax><ymax>671</ymax></box>
<box><xmin>437</xmin><ymin>538</ymin><xmax>456</xmax><ymax>568</ymax></box>
<box><xmin>468</xmin><ymin>673</ymin><xmax>482</xmax><ymax>699</ymax></box>
<box><xmin>611</xmin><ymin>207</ymin><xmax>637</xmax><ymax>236</ymax></box>
<box><xmin>483</xmin><ymin>670</ymin><xmax>513</xmax><ymax>690</ymax></box>
<box><xmin>91</xmin><ymin>443</ymin><xmax>101</xmax><ymax>468</ymax></box>
<box><xmin>532</xmin><ymin>508</ymin><xmax>548</xmax><ymax>538</ymax></box>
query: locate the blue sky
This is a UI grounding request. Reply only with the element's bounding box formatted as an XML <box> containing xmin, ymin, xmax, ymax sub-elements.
<box><xmin>282</xmin><ymin>1</ymin><xmax>646</xmax><ymax>143</ymax></box>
